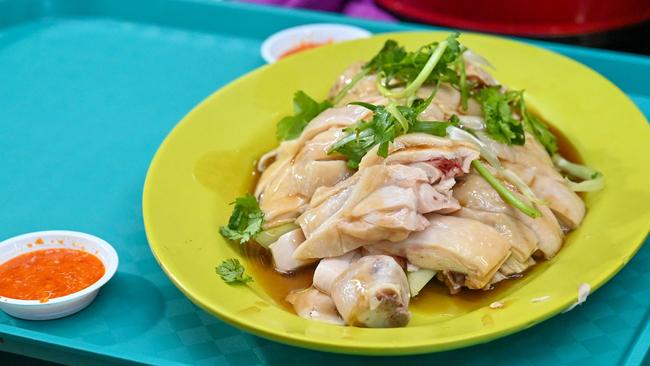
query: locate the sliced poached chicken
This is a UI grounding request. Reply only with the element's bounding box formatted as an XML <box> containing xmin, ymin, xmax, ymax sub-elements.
<box><xmin>371</xmin><ymin>214</ymin><xmax>511</xmax><ymax>290</ymax></box>
<box><xmin>293</xmin><ymin>134</ymin><xmax>479</xmax><ymax>260</ymax></box>
<box><xmin>255</xmin><ymin>105</ymin><xmax>372</xmax><ymax>228</ymax></box>
<box><xmin>453</xmin><ymin>173</ymin><xmax>564</xmax><ymax>259</ymax></box>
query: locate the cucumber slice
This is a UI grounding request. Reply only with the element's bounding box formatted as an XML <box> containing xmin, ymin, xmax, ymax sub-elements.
<box><xmin>407</xmin><ymin>269</ymin><xmax>436</xmax><ymax>297</ymax></box>
<box><xmin>254</xmin><ymin>223</ymin><xmax>300</xmax><ymax>248</ymax></box>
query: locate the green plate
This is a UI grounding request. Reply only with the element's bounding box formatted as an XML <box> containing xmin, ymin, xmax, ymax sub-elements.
<box><xmin>142</xmin><ymin>32</ymin><xmax>650</xmax><ymax>354</ymax></box>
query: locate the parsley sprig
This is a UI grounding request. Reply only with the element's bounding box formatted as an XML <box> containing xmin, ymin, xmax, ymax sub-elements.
<box><xmin>328</xmin><ymin>90</ymin><xmax>459</xmax><ymax>169</ymax></box>
<box><xmin>368</xmin><ymin>33</ymin><xmax>464</xmax><ymax>100</ymax></box>
<box><xmin>473</xmin><ymin>86</ymin><xmax>561</xmax><ymax>155</ymax></box>
<box><xmin>276</xmin><ymin>91</ymin><xmax>333</xmax><ymax>141</ymax></box>
<box><xmin>274</xmin><ymin>33</ymin><xmax>464</xmax><ymax>142</ymax></box>
<box><xmin>268</xmin><ymin>34</ymin><xmax>601</xmax><ymax>224</ymax></box>
<box><xmin>517</xmin><ymin>95</ymin><xmax>558</xmax><ymax>155</ymax></box>
<box><xmin>219</xmin><ymin>194</ymin><xmax>264</xmax><ymax>244</ymax></box>
<box><xmin>474</xmin><ymin>87</ymin><xmax>526</xmax><ymax>146</ymax></box>
<box><xmin>216</xmin><ymin>258</ymin><xmax>252</xmax><ymax>284</ymax></box>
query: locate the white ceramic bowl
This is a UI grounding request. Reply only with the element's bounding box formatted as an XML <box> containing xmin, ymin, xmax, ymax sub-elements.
<box><xmin>261</xmin><ymin>23</ymin><xmax>371</xmax><ymax>63</ymax></box>
<box><xmin>0</xmin><ymin>230</ymin><xmax>119</xmax><ymax>320</ymax></box>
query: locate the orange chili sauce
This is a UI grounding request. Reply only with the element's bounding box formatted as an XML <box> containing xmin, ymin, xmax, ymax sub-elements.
<box><xmin>0</xmin><ymin>249</ymin><xmax>105</xmax><ymax>303</ymax></box>
<box><xmin>279</xmin><ymin>40</ymin><xmax>332</xmax><ymax>59</ymax></box>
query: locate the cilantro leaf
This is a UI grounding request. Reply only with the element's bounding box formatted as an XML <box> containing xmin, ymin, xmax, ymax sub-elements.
<box><xmin>474</xmin><ymin>86</ymin><xmax>525</xmax><ymax>145</ymax></box>
<box><xmin>517</xmin><ymin>95</ymin><xmax>558</xmax><ymax>155</ymax></box>
<box><xmin>328</xmin><ymin>106</ymin><xmax>394</xmax><ymax>169</ymax></box>
<box><xmin>365</xmin><ymin>39</ymin><xmax>407</xmax><ymax>76</ymax></box>
<box><xmin>366</xmin><ymin>33</ymin><xmax>465</xmax><ymax>100</ymax></box>
<box><xmin>216</xmin><ymin>258</ymin><xmax>253</xmax><ymax>284</ymax></box>
<box><xmin>523</xmin><ymin>112</ymin><xmax>558</xmax><ymax>155</ymax></box>
<box><xmin>329</xmin><ymin>90</ymin><xmax>456</xmax><ymax>168</ymax></box>
<box><xmin>219</xmin><ymin>194</ymin><xmax>264</xmax><ymax>244</ymax></box>
<box><xmin>276</xmin><ymin>91</ymin><xmax>333</xmax><ymax>141</ymax></box>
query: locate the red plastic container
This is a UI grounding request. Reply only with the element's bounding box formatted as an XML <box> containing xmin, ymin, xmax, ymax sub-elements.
<box><xmin>376</xmin><ymin>0</ymin><xmax>650</xmax><ymax>36</ymax></box>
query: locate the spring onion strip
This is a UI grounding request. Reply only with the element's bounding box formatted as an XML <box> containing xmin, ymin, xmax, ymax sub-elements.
<box><xmin>553</xmin><ymin>155</ymin><xmax>604</xmax><ymax>192</ymax></box>
<box><xmin>328</xmin><ymin>128</ymin><xmax>373</xmax><ymax>153</ymax></box>
<box><xmin>564</xmin><ymin>175</ymin><xmax>604</xmax><ymax>192</ymax></box>
<box><xmin>446</xmin><ymin>125</ymin><xmax>546</xmax><ymax>215</ymax></box>
<box><xmin>553</xmin><ymin>155</ymin><xmax>601</xmax><ymax>180</ymax></box>
<box><xmin>500</xmin><ymin>169</ymin><xmax>548</xmax><ymax>205</ymax></box>
<box><xmin>446</xmin><ymin>126</ymin><xmax>545</xmax><ymax>204</ymax></box>
<box><xmin>379</xmin><ymin>41</ymin><xmax>449</xmax><ymax>100</ymax></box>
<box><xmin>375</xmin><ymin>73</ymin><xmax>394</xmax><ymax>96</ymax></box>
<box><xmin>406</xmin><ymin>94</ymin><xmax>417</xmax><ymax>107</ymax></box>
<box><xmin>472</xmin><ymin>160</ymin><xmax>542</xmax><ymax>218</ymax></box>
<box><xmin>458</xmin><ymin>51</ymin><xmax>468</xmax><ymax>111</ymax></box>
<box><xmin>386</xmin><ymin>103</ymin><xmax>409</xmax><ymax>132</ymax></box>
<box><xmin>332</xmin><ymin>68</ymin><xmax>370</xmax><ymax>105</ymax></box>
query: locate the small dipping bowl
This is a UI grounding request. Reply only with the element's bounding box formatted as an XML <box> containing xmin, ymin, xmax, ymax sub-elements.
<box><xmin>261</xmin><ymin>23</ymin><xmax>371</xmax><ymax>63</ymax></box>
<box><xmin>0</xmin><ymin>230</ymin><xmax>118</xmax><ymax>320</ymax></box>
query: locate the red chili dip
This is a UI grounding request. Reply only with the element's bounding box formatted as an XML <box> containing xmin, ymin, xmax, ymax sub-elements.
<box><xmin>279</xmin><ymin>40</ymin><xmax>332</xmax><ymax>59</ymax></box>
<box><xmin>0</xmin><ymin>249</ymin><xmax>105</xmax><ymax>303</ymax></box>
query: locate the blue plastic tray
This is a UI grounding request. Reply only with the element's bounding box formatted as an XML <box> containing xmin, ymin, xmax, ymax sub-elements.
<box><xmin>0</xmin><ymin>1</ymin><xmax>648</xmax><ymax>365</ymax></box>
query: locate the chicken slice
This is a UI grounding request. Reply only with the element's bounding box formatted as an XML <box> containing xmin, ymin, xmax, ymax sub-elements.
<box><xmin>286</xmin><ymin>287</ymin><xmax>344</xmax><ymax>325</ymax></box>
<box><xmin>452</xmin><ymin>207</ymin><xmax>538</xmax><ymax>278</ymax></box>
<box><xmin>477</xmin><ymin>131</ymin><xmax>560</xmax><ymax>179</ymax></box>
<box><xmin>358</xmin><ymin>133</ymin><xmax>478</xmax><ymax>171</ymax></box>
<box><xmin>531</xmin><ymin>174</ymin><xmax>585</xmax><ymax>230</ymax></box>
<box><xmin>489</xmin><ymin>271</ymin><xmax>509</xmax><ymax>286</ymax></box>
<box><xmin>451</xmin><ymin>207</ymin><xmax>538</xmax><ymax>263</ymax></box>
<box><xmin>269</xmin><ymin>229</ymin><xmax>317</xmax><ymax>273</ymax></box>
<box><xmin>293</xmin><ymin>134</ymin><xmax>480</xmax><ymax>260</ymax></box>
<box><xmin>294</xmin><ymin>164</ymin><xmax>430</xmax><ymax>259</ymax></box>
<box><xmin>501</xmin><ymin>161</ymin><xmax>585</xmax><ymax>230</ymax></box>
<box><xmin>330</xmin><ymin>255</ymin><xmax>411</xmax><ymax>328</ymax></box>
<box><xmin>372</xmin><ymin>214</ymin><xmax>511</xmax><ymax>290</ymax></box>
<box><xmin>453</xmin><ymin>173</ymin><xmax>564</xmax><ymax>258</ymax></box>
<box><xmin>255</xmin><ymin>105</ymin><xmax>371</xmax><ymax>228</ymax></box>
<box><xmin>477</xmin><ymin>131</ymin><xmax>586</xmax><ymax>230</ymax></box>
<box><xmin>499</xmin><ymin>256</ymin><xmax>536</xmax><ymax>277</ymax></box>
<box><xmin>438</xmin><ymin>271</ymin><xmax>465</xmax><ymax>294</ymax></box>
<box><xmin>361</xmin><ymin>246</ymin><xmax>407</xmax><ymax>269</ymax></box>
<box><xmin>313</xmin><ymin>250</ymin><xmax>361</xmax><ymax>295</ymax></box>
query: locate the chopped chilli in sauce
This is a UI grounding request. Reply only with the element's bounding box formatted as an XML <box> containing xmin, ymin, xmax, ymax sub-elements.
<box><xmin>279</xmin><ymin>40</ymin><xmax>332</xmax><ymax>59</ymax></box>
<box><xmin>0</xmin><ymin>249</ymin><xmax>105</xmax><ymax>303</ymax></box>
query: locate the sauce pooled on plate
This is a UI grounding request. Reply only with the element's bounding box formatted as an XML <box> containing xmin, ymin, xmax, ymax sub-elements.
<box><xmin>0</xmin><ymin>249</ymin><xmax>105</xmax><ymax>303</ymax></box>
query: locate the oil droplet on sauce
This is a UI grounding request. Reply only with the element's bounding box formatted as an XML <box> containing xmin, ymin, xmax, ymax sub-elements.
<box><xmin>35</xmin><ymin>238</ymin><xmax>44</xmax><ymax>245</ymax></box>
<box><xmin>0</xmin><ymin>249</ymin><xmax>105</xmax><ymax>303</ymax></box>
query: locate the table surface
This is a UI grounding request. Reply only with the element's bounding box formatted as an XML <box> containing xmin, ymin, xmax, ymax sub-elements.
<box><xmin>0</xmin><ymin>1</ymin><xmax>649</xmax><ymax>365</ymax></box>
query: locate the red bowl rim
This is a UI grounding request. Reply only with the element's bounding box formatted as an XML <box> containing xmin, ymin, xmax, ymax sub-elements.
<box><xmin>376</xmin><ymin>0</ymin><xmax>650</xmax><ymax>36</ymax></box>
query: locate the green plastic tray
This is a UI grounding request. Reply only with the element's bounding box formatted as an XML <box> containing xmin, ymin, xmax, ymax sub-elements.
<box><xmin>0</xmin><ymin>0</ymin><xmax>648</xmax><ymax>364</ymax></box>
